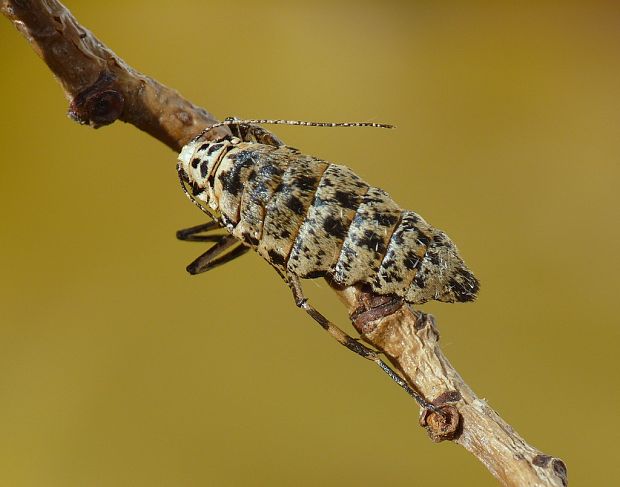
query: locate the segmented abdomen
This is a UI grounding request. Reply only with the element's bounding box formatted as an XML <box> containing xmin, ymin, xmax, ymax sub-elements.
<box><xmin>210</xmin><ymin>142</ymin><xmax>478</xmax><ymax>304</ymax></box>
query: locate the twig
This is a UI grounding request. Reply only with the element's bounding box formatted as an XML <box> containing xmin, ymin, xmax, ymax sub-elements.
<box><xmin>1</xmin><ymin>0</ymin><xmax>225</xmax><ymax>149</ymax></box>
<box><xmin>1</xmin><ymin>1</ymin><xmax>567</xmax><ymax>485</ymax></box>
<box><xmin>339</xmin><ymin>287</ymin><xmax>568</xmax><ymax>486</ymax></box>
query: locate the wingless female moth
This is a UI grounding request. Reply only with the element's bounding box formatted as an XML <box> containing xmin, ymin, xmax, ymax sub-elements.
<box><xmin>176</xmin><ymin>118</ymin><xmax>479</xmax><ymax>413</ymax></box>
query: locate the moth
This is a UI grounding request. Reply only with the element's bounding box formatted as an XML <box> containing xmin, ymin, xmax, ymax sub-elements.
<box><xmin>177</xmin><ymin>119</ymin><xmax>479</xmax><ymax>411</ymax></box>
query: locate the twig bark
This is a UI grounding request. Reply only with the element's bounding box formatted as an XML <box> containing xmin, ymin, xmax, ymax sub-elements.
<box><xmin>338</xmin><ymin>287</ymin><xmax>568</xmax><ymax>486</ymax></box>
<box><xmin>1</xmin><ymin>1</ymin><xmax>568</xmax><ymax>485</ymax></box>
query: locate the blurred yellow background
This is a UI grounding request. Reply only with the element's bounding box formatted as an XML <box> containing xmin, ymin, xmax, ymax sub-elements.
<box><xmin>1</xmin><ymin>1</ymin><xmax>619</xmax><ymax>485</ymax></box>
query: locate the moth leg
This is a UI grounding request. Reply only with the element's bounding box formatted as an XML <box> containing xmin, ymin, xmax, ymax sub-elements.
<box><xmin>288</xmin><ymin>276</ymin><xmax>440</xmax><ymax>412</ymax></box>
<box><xmin>185</xmin><ymin>233</ymin><xmax>249</xmax><ymax>275</ymax></box>
<box><xmin>224</xmin><ymin>117</ymin><xmax>284</xmax><ymax>147</ymax></box>
<box><xmin>177</xmin><ymin>221</ymin><xmax>224</xmax><ymax>242</ymax></box>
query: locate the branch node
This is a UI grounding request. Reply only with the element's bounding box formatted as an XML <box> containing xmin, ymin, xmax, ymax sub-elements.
<box><xmin>412</xmin><ymin>310</ymin><xmax>435</xmax><ymax>331</ymax></box>
<box><xmin>552</xmin><ymin>459</ymin><xmax>568</xmax><ymax>486</ymax></box>
<box><xmin>68</xmin><ymin>71</ymin><xmax>124</xmax><ymax>127</ymax></box>
<box><xmin>420</xmin><ymin>403</ymin><xmax>461</xmax><ymax>442</ymax></box>
<box><xmin>346</xmin><ymin>285</ymin><xmax>403</xmax><ymax>334</ymax></box>
<box><xmin>533</xmin><ymin>455</ymin><xmax>568</xmax><ymax>487</ymax></box>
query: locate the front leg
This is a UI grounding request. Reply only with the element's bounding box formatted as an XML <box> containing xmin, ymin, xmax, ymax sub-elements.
<box><xmin>177</xmin><ymin>222</ymin><xmax>249</xmax><ymax>274</ymax></box>
<box><xmin>176</xmin><ymin>221</ymin><xmax>224</xmax><ymax>242</ymax></box>
<box><xmin>185</xmin><ymin>235</ymin><xmax>249</xmax><ymax>275</ymax></box>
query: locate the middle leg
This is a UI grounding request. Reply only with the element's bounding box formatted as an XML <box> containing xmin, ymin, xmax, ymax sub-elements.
<box><xmin>176</xmin><ymin>221</ymin><xmax>223</xmax><ymax>242</ymax></box>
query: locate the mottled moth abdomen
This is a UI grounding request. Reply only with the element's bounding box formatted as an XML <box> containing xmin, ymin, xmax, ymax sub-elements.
<box><xmin>178</xmin><ymin>132</ymin><xmax>479</xmax><ymax>304</ymax></box>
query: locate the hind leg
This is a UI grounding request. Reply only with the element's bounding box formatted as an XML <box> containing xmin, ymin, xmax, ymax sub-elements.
<box><xmin>287</xmin><ymin>276</ymin><xmax>440</xmax><ymax>412</ymax></box>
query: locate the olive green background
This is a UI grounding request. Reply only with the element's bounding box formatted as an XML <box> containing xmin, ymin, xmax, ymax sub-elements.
<box><xmin>1</xmin><ymin>1</ymin><xmax>618</xmax><ymax>486</ymax></box>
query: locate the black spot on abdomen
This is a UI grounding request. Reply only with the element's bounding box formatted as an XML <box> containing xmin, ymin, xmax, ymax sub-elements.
<box><xmin>287</xmin><ymin>195</ymin><xmax>306</xmax><ymax>216</ymax></box>
<box><xmin>268</xmin><ymin>249</ymin><xmax>286</xmax><ymax>267</ymax></box>
<box><xmin>334</xmin><ymin>190</ymin><xmax>359</xmax><ymax>210</ymax></box>
<box><xmin>221</xmin><ymin>150</ymin><xmax>257</xmax><ymax>197</ymax></box>
<box><xmin>322</xmin><ymin>215</ymin><xmax>348</xmax><ymax>240</ymax></box>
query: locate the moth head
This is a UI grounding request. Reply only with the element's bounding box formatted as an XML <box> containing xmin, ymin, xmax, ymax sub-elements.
<box><xmin>177</xmin><ymin>139</ymin><xmax>204</xmax><ymax>188</ymax></box>
<box><xmin>177</xmin><ymin>139</ymin><xmax>212</xmax><ymax>213</ymax></box>
<box><xmin>178</xmin><ymin>140</ymin><xmax>197</xmax><ymax>181</ymax></box>
<box><xmin>178</xmin><ymin>139</ymin><xmax>231</xmax><ymax>188</ymax></box>
<box><xmin>178</xmin><ymin>138</ymin><xmax>238</xmax><ymax>216</ymax></box>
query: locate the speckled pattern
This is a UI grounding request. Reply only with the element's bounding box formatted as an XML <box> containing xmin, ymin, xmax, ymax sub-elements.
<box><xmin>178</xmin><ymin>133</ymin><xmax>479</xmax><ymax>303</ymax></box>
<box><xmin>288</xmin><ymin>164</ymin><xmax>368</xmax><ymax>278</ymax></box>
<box><xmin>332</xmin><ymin>186</ymin><xmax>402</xmax><ymax>287</ymax></box>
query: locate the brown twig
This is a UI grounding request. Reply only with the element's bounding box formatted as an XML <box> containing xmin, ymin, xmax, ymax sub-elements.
<box><xmin>1</xmin><ymin>0</ymin><xmax>226</xmax><ymax>149</ymax></box>
<box><xmin>1</xmin><ymin>1</ymin><xmax>567</xmax><ymax>485</ymax></box>
<box><xmin>339</xmin><ymin>286</ymin><xmax>567</xmax><ymax>486</ymax></box>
